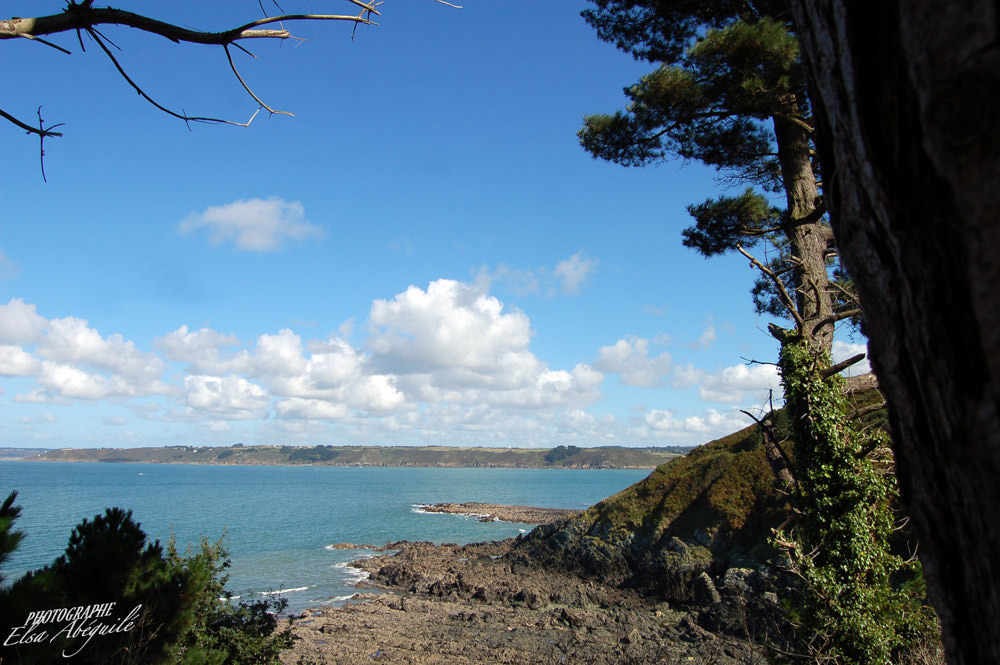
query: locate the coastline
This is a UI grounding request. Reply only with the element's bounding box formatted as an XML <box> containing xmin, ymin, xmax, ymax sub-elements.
<box><xmin>21</xmin><ymin>445</ymin><xmax>687</xmax><ymax>470</ymax></box>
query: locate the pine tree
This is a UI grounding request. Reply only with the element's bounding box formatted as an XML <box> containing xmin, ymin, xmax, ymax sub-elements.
<box><xmin>579</xmin><ymin>0</ymin><xmax>857</xmax><ymax>355</ymax></box>
<box><xmin>0</xmin><ymin>491</ymin><xmax>25</xmax><ymax>586</ymax></box>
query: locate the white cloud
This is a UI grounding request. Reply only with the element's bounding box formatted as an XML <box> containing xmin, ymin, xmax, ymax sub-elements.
<box><xmin>178</xmin><ymin>197</ymin><xmax>322</xmax><ymax>251</ymax></box>
<box><xmin>37</xmin><ymin>361</ymin><xmax>130</xmax><ymax>400</ymax></box>
<box><xmin>0</xmin><ymin>298</ymin><xmax>47</xmax><ymax>344</ymax></box>
<box><xmin>670</xmin><ymin>363</ymin><xmax>706</xmax><ymax>389</ymax></box>
<box><xmin>38</xmin><ymin>317</ymin><xmax>165</xmax><ymax>386</ymax></box>
<box><xmin>103</xmin><ymin>416</ymin><xmax>127</xmax><ymax>426</ymax></box>
<box><xmin>155</xmin><ymin>325</ymin><xmax>243</xmax><ymax>374</ymax></box>
<box><xmin>553</xmin><ymin>251</ymin><xmax>597</xmax><ymax>294</ymax></box>
<box><xmin>368</xmin><ymin>279</ymin><xmax>532</xmax><ymax>374</ymax></box>
<box><xmin>184</xmin><ymin>375</ymin><xmax>270</xmax><ymax>420</ymax></box>
<box><xmin>275</xmin><ymin>398</ymin><xmax>350</xmax><ymax>421</ymax></box>
<box><xmin>594</xmin><ymin>337</ymin><xmax>672</xmax><ymax>387</ymax></box>
<box><xmin>639</xmin><ymin>407</ymin><xmax>751</xmax><ymax>442</ymax></box>
<box><xmin>0</xmin><ymin>345</ymin><xmax>40</xmax><ymax>376</ymax></box>
<box><xmin>699</xmin><ymin>363</ymin><xmax>780</xmax><ymax>403</ymax></box>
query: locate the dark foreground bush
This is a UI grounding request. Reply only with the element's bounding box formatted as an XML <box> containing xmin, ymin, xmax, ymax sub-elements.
<box><xmin>0</xmin><ymin>491</ymin><xmax>295</xmax><ymax>665</ymax></box>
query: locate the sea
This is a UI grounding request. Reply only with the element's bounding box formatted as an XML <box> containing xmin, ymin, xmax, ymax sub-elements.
<box><xmin>0</xmin><ymin>461</ymin><xmax>647</xmax><ymax>615</ymax></box>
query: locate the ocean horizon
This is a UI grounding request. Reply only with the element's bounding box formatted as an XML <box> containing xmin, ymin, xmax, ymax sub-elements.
<box><xmin>0</xmin><ymin>461</ymin><xmax>647</xmax><ymax>615</ymax></box>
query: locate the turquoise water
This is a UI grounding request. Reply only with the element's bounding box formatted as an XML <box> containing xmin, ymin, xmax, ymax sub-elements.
<box><xmin>0</xmin><ymin>461</ymin><xmax>646</xmax><ymax>614</ymax></box>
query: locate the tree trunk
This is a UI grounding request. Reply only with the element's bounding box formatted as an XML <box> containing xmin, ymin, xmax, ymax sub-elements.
<box><xmin>772</xmin><ymin>114</ymin><xmax>835</xmax><ymax>355</ymax></box>
<box><xmin>790</xmin><ymin>2</ymin><xmax>1000</xmax><ymax>663</ymax></box>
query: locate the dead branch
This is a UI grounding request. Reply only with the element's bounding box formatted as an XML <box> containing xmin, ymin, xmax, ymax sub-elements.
<box><xmin>738</xmin><ymin>244</ymin><xmax>805</xmax><ymax>329</ymax></box>
<box><xmin>0</xmin><ymin>7</ymin><xmax>379</xmax><ymax>45</ymax></box>
<box><xmin>0</xmin><ymin>2</ymin><xmax>380</xmax><ymax>137</ymax></box>
<box><xmin>86</xmin><ymin>26</ymin><xmax>257</xmax><ymax>127</ymax></box>
<box><xmin>741</xmin><ymin>393</ymin><xmax>797</xmax><ymax>492</ymax></box>
<box><xmin>820</xmin><ymin>352</ymin><xmax>866</xmax><ymax>378</ymax></box>
<box><xmin>0</xmin><ymin>107</ymin><xmax>63</xmax><ymax>138</ymax></box>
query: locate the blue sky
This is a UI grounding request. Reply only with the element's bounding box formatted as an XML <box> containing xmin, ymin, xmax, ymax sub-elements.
<box><xmin>0</xmin><ymin>1</ymin><xmax>866</xmax><ymax>448</ymax></box>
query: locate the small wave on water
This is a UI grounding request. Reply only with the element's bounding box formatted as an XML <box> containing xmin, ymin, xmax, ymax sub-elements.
<box><xmin>260</xmin><ymin>586</ymin><xmax>312</xmax><ymax>596</ymax></box>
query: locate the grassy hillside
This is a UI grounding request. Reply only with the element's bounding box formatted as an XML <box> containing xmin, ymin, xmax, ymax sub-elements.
<box><xmin>31</xmin><ymin>444</ymin><xmax>689</xmax><ymax>469</ymax></box>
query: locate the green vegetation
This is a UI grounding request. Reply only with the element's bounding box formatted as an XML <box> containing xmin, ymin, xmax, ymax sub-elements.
<box><xmin>33</xmin><ymin>444</ymin><xmax>685</xmax><ymax>469</ymax></box>
<box><xmin>0</xmin><ymin>491</ymin><xmax>294</xmax><ymax>665</ymax></box>
<box><xmin>167</xmin><ymin>537</ymin><xmax>294</xmax><ymax>665</ymax></box>
<box><xmin>775</xmin><ymin>335</ymin><xmax>939</xmax><ymax>664</ymax></box>
<box><xmin>577</xmin><ymin>421</ymin><xmax>788</xmax><ymax>559</ymax></box>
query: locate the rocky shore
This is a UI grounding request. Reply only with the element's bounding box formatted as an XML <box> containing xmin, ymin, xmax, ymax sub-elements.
<box><xmin>416</xmin><ymin>502</ymin><xmax>582</xmax><ymax>524</ymax></box>
<box><xmin>280</xmin><ymin>422</ymin><xmax>806</xmax><ymax>664</ymax></box>
<box><xmin>279</xmin><ymin>539</ymin><xmax>770</xmax><ymax>665</ymax></box>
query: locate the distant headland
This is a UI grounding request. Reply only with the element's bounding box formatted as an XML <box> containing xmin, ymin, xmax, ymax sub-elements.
<box><xmin>10</xmin><ymin>444</ymin><xmax>693</xmax><ymax>469</ymax></box>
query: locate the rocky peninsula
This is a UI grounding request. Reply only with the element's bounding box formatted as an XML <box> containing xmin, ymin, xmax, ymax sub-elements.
<box><xmin>416</xmin><ymin>502</ymin><xmax>581</xmax><ymax>524</ymax></box>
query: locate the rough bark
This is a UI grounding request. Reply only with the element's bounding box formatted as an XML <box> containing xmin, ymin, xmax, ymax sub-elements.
<box><xmin>772</xmin><ymin>113</ymin><xmax>834</xmax><ymax>354</ymax></box>
<box><xmin>790</xmin><ymin>2</ymin><xmax>1000</xmax><ymax>664</ymax></box>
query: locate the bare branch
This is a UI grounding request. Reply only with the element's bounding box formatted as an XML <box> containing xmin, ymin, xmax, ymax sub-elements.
<box><xmin>0</xmin><ymin>107</ymin><xmax>63</xmax><ymax>137</ymax></box>
<box><xmin>86</xmin><ymin>27</ymin><xmax>255</xmax><ymax>127</ymax></box>
<box><xmin>741</xmin><ymin>406</ymin><xmax>797</xmax><ymax>492</ymax></box>
<box><xmin>224</xmin><ymin>44</ymin><xmax>293</xmax><ymax>117</ymax></box>
<box><xmin>1</xmin><ymin>8</ymin><xmax>378</xmax><ymax>45</ymax></box>
<box><xmin>738</xmin><ymin>244</ymin><xmax>805</xmax><ymax>329</ymax></box>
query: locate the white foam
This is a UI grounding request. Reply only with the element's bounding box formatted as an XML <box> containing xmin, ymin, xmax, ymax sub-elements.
<box><xmin>260</xmin><ymin>586</ymin><xmax>311</xmax><ymax>596</ymax></box>
<box><xmin>318</xmin><ymin>594</ymin><xmax>358</xmax><ymax>605</ymax></box>
<box><xmin>333</xmin><ymin>561</ymin><xmax>370</xmax><ymax>582</ymax></box>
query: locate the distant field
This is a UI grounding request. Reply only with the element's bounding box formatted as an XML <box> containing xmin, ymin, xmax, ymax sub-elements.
<box><xmin>30</xmin><ymin>444</ymin><xmax>692</xmax><ymax>469</ymax></box>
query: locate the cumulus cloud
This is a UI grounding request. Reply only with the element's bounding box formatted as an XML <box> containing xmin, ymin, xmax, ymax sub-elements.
<box><xmin>553</xmin><ymin>251</ymin><xmax>597</xmax><ymax>294</ymax></box>
<box><xmin>178</xmin><ymin>197</ymin><xmax>322</xmax><ymax>251</ymax></box>
<box><xmin>699</xmin><ymin>363</ymin><xmax>780</xmax><ymax>403</ymax></box>
<box><xmin>0</xmin><ymin>302</ymin><xmax>169</xmax><ymax>402</ymax></box>
<box><xmin>0</xmin><ymin>298</ymin><xmax>47</xmax><ymax>344</ymax></box>
<box><xmin>368</xmin><ymin>279</ymin><xmax>532</xmax><ymax>374</ymax></box>
<box><xmin>155</xmin><ymin>325</ymin><xmax>243</xmax><ymax>374</ymax></box>
<box><xmin>639</xmin><ymin>407</ymin><xmax>750</xmax><ymax>442</ymax></box>
<box><xmin>670</xmin><ymin>363</ymin><xmax>706</xmax><ymax>390</ymax></box>
<box><xmin>38</xmin><ymin>317</ymin><xmax>165</xmax><ymax>386</ymax></box>
<box><xmin>594</xmin><ymin>337</ymin><xmax>672</xmax><ymax>387</ymax></box>
<box><xmin>184</xmin><ymin>375</ymin><xmax>270</xmax><ymax>420</ymax></box>
<box><xmin>275</xmin><ymin>398</ymin><xmax>350</xmax><ymax>421</ymax></box>
<box><xmin>0</xmin><ymin>345</ymin><xmax>40</xmax><ymax>376</ymax></box>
